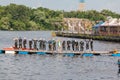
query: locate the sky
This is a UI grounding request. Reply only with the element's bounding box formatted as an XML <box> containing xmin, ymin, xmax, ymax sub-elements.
<box><xmin>0</xmin><ymin>0</ymin><xmax>120</xmax><ymax>13</ymax></box>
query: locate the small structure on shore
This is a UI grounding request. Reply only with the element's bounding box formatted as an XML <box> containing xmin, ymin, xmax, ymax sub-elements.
<box><xmin>93</xmin><ymin>18</ymin><xmax>120</xmax><ymax>37</ymax></box>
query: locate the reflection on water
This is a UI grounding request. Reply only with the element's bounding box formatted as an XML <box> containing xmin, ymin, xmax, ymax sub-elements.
<box><xmin>0</xmin><ymin>31</ymin><xmax>120</xmax><ymax>80</ymax></box>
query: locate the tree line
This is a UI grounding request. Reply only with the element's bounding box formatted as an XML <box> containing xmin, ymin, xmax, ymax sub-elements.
<box><xmin>0</xmin><ymin>4</ymin><xmax>120</xmax><ymax>31</ymax></box>
<box><xmin>63</xmin><ymin>10</ymin><xmax>120</xmax><ymax>21</ymax></box>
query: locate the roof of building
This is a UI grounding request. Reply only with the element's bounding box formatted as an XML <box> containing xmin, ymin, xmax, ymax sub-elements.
<box><xmin>93</xmin><ymin>21</ymin><xmax>104</xmax><ymax>28</ymax></box>
<box><xmin>93</xmin><ymin>18</ymin><xmax>120</xmax><ymax>28</ymax></box>
<box><xmin>101</xmin><ymin>18</ymin><xmax>120</xmax><ymax>26</ymax></box>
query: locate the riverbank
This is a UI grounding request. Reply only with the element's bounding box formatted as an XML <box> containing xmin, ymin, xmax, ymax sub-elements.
<box><xmin>55</xmin><ymin>32</ymin><xmax>120</xmax><ymax>42</ymax></box>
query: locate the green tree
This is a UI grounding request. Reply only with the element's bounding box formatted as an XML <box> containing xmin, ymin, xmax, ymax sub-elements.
<box><xmin>101</xmin><ymin>9</ymin><xmax>120</xmax><ymax>18</ymax></box>
<box><xmin>12</xmin><ymin>21</ymin><xmax>25</xmax><ymax>30</ymax></box>
<box><xmin>0</xmin><ymin>17</ymin><xmax>10</xmax><ymax>30</ymax></box>
<box><xmin>33</xmin><ymin>10</ymin><xmax>45</xmax><ymax>23</ymax></box>
<box><xmin>5</xmin><ymin>4</ymin><xmax>31</xmax><ymax>22</ymax></box>
<box><xmin>28</xmin><ymin>21</ymin><xmax>40</xmax><ymax>30</ymax></box>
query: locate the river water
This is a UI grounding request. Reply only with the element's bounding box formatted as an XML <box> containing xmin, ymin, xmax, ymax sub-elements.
<box><xmin>0</xmin><ymin>31</ymin><xmax>120</xmax><ymax>80</ymax></box>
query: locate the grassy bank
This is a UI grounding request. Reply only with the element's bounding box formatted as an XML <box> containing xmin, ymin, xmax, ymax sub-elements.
<box><xmin>56</xmin><ymin>32</ymin><xmax>120</xmax><ymax>42</ymax></box>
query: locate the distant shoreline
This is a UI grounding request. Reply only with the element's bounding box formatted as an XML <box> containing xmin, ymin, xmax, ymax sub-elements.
<box><xmin>55</xmin><ymin>32</ymin><xmax>120</xmax><ymax>42</ymax></box>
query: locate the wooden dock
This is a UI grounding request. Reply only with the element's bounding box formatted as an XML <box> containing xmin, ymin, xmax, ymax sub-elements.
<box><xmin>0</xmin><ymin>49</ymin><xmax>120</xmax><ymax>57</ymax></box>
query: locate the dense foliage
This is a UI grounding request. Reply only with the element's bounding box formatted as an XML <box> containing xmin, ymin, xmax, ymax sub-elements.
<box><xmin>0</xmin><ymin>4</ymin><xmax>63</xmax><ymax>30</ymax></box>
<box><xmin>63</xmin><ymin>10</ymin><xmax>120</xmax><ymax>21</ymax></box>
<box><xmin>0</xmin><ymin>4</ymin><xmax>120</xmax><ymax>30</ymax></box>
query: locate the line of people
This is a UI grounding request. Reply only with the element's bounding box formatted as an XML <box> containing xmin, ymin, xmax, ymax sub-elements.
<box><xmin>14</xmin><ymin>37</ymin><xmax>47</xmax><ymax>50</ymax></box>
<box><xmin>13</xmin><ymin>37</ymin><xmax>93</xmax><ymax>51</ymax></box>
<box><xmin>13</xmin><ymin>37</ymin><xmax>57</xmax><ymax>51</ymax></box>
<box><xmin>62</xmin><ymin>39</ymin><xmax>93</xmax><ymax>51</ymax></box>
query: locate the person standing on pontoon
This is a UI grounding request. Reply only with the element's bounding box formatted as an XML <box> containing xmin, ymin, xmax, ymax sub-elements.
<box><xmin>80</xmin><ymin>41</ymin><xmax>84</xmax><ymax>51</ymax></box>
<box><xmin>13</xmin><ymin>37</ymin><xmax>18</xmax><ymax>49</ymax></box>
<box><xmin>29</xmin><ymin>39</ymin><xmax>33</xmax><ymax>50</ymax></box>
<box><xmin>38</xmin><ymin>38</ymin><xmax>42</xmax><ymax>50</ymax></box>
<box><xmin>72</xmin><ymin>40</ymin><xmax>75</xmax><ymax>51</ymax></box>
<box><xmin>19</xmin><ymin>37</ymin><xmax>22</xmax><ymax>48</ymax></box>
<box><xmin>67</xmin><ymin>40</ymin><xmax>71</xmax><ymax>51</ymax></box>
<box><xmin>33</xmin><ymin>38</ymin><xmax>38</xmax><ymax>50</ymax></box>
<box><xmin>85</xmin><ymin>39</ymin><xmax>89</xmax><ymax>51</ymax></box>
<box><xmin>75</xmin><ymin>40</ymin><xmax>79</xmax><ymax>51</ymax></box>
<box><xmin>90</xmin><ymin>39</ymin><xmax>93</xmax><ymax>51</ymax></box>
<box><xmin>62</xmin><ymin>40</ymin><xmax>66</xmax><ymax>51</ymax></box>
<box><xmin>53</xmin><ymin>40</ymin><xmax>56</xmax><ymax>51</ymax></box>
<box><xmin>43</xmin><ymin>39</ymin><xmax>47</xmax><ymax>50</ymax></box>
<box><xmin>23</xmin><ymin>37</ymin><xmax>27</xmax><ymax>49</ymax></box>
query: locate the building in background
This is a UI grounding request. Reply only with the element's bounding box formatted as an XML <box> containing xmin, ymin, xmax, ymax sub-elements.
<box><xmin>78</xmin><ymin>0</ymin><xmax>85</xmax><ymax>11</ymax></box>
<box><xmin>99</xmin><ymin>18</ymin><xmax>120</xmax><ymax>36</ymax></box>
<box><xmin>92</xmin><ymin>18</ymin><xmax>120</xmax><ymax>36</ymax></box>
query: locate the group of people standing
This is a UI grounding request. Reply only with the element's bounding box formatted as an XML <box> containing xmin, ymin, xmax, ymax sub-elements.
<box><xmin>13</xmin><ymin>37</ymin><xmax>93</xmax><ymax>51</ymax></box>
<box><xmin>62</xmin><ymin>39</ymin><xmax>93</xmax><ymax>51</ymax></box>
<box><xmin>14</xmin><ymin>37</ymin><xmax>48</xmax><ymax>50</ymax></box>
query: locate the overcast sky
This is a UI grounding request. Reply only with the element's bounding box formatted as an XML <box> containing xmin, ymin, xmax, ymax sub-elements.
<box><xmin>0</xmin><ymin>0</ymin><xmax>120</xmax><ymax>13</ymax></box>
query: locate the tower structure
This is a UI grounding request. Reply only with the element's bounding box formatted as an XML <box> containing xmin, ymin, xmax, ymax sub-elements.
<box><xmin>78</xmin><ymin>0</ymin><xmax>85</xmax><ymax>11</ymax></box>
